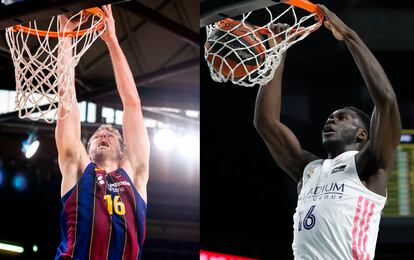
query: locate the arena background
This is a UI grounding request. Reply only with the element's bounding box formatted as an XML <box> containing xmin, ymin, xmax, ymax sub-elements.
<box><xmin>201</xmin><ymin>0</ymin><xmax>414</xmax><ymax>259</ymax></box>
<box><xmin>0</xmin><ymin>0</ymin><xmax>199</xmax><ymax>259</ymax></box>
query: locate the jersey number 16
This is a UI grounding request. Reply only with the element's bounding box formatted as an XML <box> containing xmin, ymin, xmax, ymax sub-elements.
<box><xmin>104</xmin><ymin>195</ymin><xmax>126</xmax><ymax>215</ymax></box>
<box><xmin>298</xmin><ymin>205</ymin><xmax>316</xmax><ymax>231</ymax></box>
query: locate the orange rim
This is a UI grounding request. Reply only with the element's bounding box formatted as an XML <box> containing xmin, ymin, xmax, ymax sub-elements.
<box><xmin>11</xmin><ymin>7</ymin><xmax>106</xmax><ymax>37</ymax></box>
<box><xmin>257</xmin><ymin>0</ymin><xmax>324</xmax><ymax>35</ymax></box>
<box><xmin>284</xmin><ymin>0</ymin><xmax>324</xmax><ymax>27</ymax></box>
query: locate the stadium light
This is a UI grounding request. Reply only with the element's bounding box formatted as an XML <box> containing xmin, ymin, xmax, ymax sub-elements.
<box><xmin>185</xmin><ymin>110</ymin><xmax>199</xmax><ymax>118</ymax></box>
<box><xmin>0</xmin><ymin>242</ymin><xmax>24</xmax><ymax>254</ymax></box>
<box><xmin>12</xmin><ymin>172</ymin><xmax>28</xmax><ymax>192</ymax></box>
<box><xmin>21</xmin><ymin>132</ymin><xmax>39</xmax><ymax>159</ymax></box>
<box><xmin>0</xmin><ymin>166</ymin><xmax>4</xmax><ymax>188</ymax></box>
<box><xmin>178</xmin><ymin>134</ymin><xmax>199</xmax><ymax>160</ymax></box>
<box><xmin>153</xmin><ymin>128</ymin><xmax>178</xmax><ymax>151</ymax></box>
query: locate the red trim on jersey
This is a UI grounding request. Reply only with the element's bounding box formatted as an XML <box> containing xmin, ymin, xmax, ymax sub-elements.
<box><xmin>120</xmin><ymin>177</ymin><xmax>139</xmax><ymax>259</ymax></box>
<box><xmin>352</xmin><ymin>196</ymin><xmax>363</xmax><ymax>260</ymax></box>
<box><xmin>89</xmin><ymin>169</ymin><xmax>111</xmax><ymax>260</ymax></box>
<box><xmin>63</xmin><ymin>186</ymin><xmax>79</xmax><ymax>257</ymax></box>
<box><xmin>358</xmin><ymin>199</ymin><xmax>370</xmax><ymax>259</ymax></box>
<box><xmin>362</xmin><ymin>202</ymin><xmax>375</xmax><ymax>260</ymax></box>
<box><xmin>352</xmin><ymin>197</ymin><xmax>376</xmax><ymax>260</ymax></box>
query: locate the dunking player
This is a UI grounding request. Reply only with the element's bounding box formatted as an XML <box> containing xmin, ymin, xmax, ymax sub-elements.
<box><xmin>55</xmin><ymin>5</ymin><xmax>149</xmax><ymax>259</ymax></box>
<box><xmin>254</xmin><ymin>5</ymin><xmax>401</xmax><ymax>259</ymax></box>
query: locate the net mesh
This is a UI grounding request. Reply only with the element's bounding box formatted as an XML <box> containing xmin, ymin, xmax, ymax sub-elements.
<box><xmin>204</xmin><ymin>3</ymin><xmax>321</xmax><ymax>87</ymax></box>
<box><xmin>5</xmin><ymin>10</ymin><xmax>106</xmax><ymax>123</ymax></box>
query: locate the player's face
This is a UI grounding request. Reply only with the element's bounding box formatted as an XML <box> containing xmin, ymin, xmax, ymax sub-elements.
<box><xmin>89</xmin><ymin>130</ymin><xmax>122</xmax><ymax>162</ymax></box>
<box><xmin>321</xmin><ymin>109</ymin><xmax>359</xmax><ymax>145</ymax></box>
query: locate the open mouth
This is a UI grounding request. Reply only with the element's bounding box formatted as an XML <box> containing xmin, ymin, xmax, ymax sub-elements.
<box><xmin>323</xmin><ymin>125</ymin><xmax>335</xmax><ymax>134</ymax></box>
<box><xmin>98</xmin><ymin>140</ymin><xmax>110</xmax><ymax>148</ymax></box>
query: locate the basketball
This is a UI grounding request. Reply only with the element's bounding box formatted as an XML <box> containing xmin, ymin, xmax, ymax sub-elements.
<box><xmin>204</xmin><ymin>18</ymin><xmax>267</xmax><ymax>79</ymax></box>
<box><xmin>65</xmin><ymin>10</ymin><xmax>91</xmax><ymax>24</ymax></box>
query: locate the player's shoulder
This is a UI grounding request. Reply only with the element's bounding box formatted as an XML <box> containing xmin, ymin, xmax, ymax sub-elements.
<box><xmin>304</xmin><ymin>157</ymin><xmax>324</xmax><ymax>169</ymax></box>
<box><xmin>300</xmin><ymin>158</ymin><xmax>323</xmax><ymax>183</ymax></box>
<box><xmin>80</xmin><ymin>153</ymin><xmax>92</xmax><ymax>172</ymax></box>
<box><xmin>304</xmin><ymin>158</ymin><xmax>323</xmax><ymax>172</ymax></box>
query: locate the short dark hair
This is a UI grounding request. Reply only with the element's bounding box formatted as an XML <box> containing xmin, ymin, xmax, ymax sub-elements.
<box><xmin>343</xmin><ymin>106</ymin><xmax>371</xmax><ymax>135</ymax></box>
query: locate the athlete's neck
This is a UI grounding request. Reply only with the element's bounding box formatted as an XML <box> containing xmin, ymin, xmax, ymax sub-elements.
<box><xmin>94</xmin><ymin>159</ymin><xmax>119</xmax><ymax>173</ymax></box>
<box><xmin>326</xmin><ymin>143</ymin><xmax>359</xmax><ymax>159</ymax></box>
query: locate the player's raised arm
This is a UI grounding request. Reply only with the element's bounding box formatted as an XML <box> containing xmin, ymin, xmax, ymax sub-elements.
<box><xmin>100</xmin><ymin>5</ymin><xmax>150</xmax><ymax>201</ymax></box>
<box><xmin>318</xmin><ymin>5</ymin><xmax>401</xmax><ymax>185</ymax></box>
<box><xmin>254</xmin><ymin>24</ymin><xmax>319</xmax><ymax>183</ymax></box>
<box><xmin>55</xmin><ymin>15</ymin><xmax>90</xmax><ymax>196</ymax></box>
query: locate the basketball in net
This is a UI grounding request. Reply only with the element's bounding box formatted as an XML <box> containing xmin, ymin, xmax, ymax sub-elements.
<box><xmin>204</xmin><ymin>0</ymin><xmax>324</xmax><ymax>87</ymax></box>
<box><xmin>204</xmin><ymin>18</ymin><xmax>267</xmax><ymax>79</ymax></box>
<box><xmin>5</xmin><ymin>7</ymin><xmax>106</xmax><ymax>123</ymax></box>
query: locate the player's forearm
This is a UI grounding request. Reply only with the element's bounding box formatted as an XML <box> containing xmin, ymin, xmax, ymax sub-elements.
<box><xmin>55</xmin><ymin>108</ymin><xmax>82</xmax><ymax>146</ymax></box>
<box><xmin>344</xmin><ymin>31</ymin><xmax>397</xmax><ymax>106</ymax></box>
<box><xmin>254</xmin><ymin>58</ymin><xmax>285</xmax><ymax>126</ymax></box>
<box><xmin>56</xmin><ymin>35</ymin><xmax>81</xmax><ymax>142</ymax></box>
<box><xmin>106</xmin><ymin>39</ymin><xmax>141</xmax><ymax>108</ymax></box>
<box><xmin>57</xmin><ymin>37</ymin><xmax>74</xmax><ymax>94</ymax></box>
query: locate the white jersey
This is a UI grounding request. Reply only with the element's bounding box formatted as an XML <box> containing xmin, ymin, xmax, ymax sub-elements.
<box><xmin>292</xmin><ymin>151</ymin><xmax>386</xmax><ymax>260</ymax></box>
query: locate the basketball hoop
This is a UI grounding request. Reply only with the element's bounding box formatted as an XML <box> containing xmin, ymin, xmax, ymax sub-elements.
<box><xmin>5</xmin><ymin>7</ymin><xmax>106</xmax><ymax>123</ymax></box>
<box><xmin>204</xmin><ymin>0</ymin><xmax>323</xmax><ymax>87</ymax></box>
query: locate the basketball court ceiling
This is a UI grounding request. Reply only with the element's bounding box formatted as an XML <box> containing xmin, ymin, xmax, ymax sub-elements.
<box><xmin>0</xmin><ymin>0</ymin><xmax>199</xmax><ymax>113</ymax></box>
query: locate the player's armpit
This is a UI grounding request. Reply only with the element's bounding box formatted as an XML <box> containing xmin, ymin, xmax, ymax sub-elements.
<box><xmin>255</xmin><ymin>119</ymin><xmax>319</xmax><ymax>182</ymax></box>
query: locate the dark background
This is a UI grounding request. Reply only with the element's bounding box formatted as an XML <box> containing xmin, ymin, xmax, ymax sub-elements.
<box><xmin>201</xmin><ymin>0</ymin><xmax>414</xmax><ymax>259</ymax></box>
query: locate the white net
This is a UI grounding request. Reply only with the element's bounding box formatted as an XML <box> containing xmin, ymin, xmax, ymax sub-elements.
<box><xmin>5</xmin><ymin>9</ymin><xmax>106</xmax><ymax>123</ymax></box>
<box><xmin>204</xmin><ymin>3</ymin><xmax>321</xmax><ymax>87</ymax></box>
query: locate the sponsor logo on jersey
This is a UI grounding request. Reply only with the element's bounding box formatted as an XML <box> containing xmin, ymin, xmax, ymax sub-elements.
<box><xmin>304</xmin><ymin>166</ymin><xmax>318</xmax><ymax>183</ymax></box>
<box><xmin>304</xmin><ymin>182</ymin><xmax>344</xmax><ymax>196</ymax></box>
<box><xmin>107</xmin><ymin>180</ymin><xmax>131</xmax><ymax>192</ymax></box>
<box><xmin>96</xmin><ymin>174</ymin><xmax>105</xmax><ymax>186</ymax></box>
<box><xmin>331</xmin><ymin>165</ymin><xmax>347</xmax><ymax>174</ymax></box>
<box><xmin>298</xmin><ymin>182</ymin><xmax>345</xmax><ymax>203</ymax></box>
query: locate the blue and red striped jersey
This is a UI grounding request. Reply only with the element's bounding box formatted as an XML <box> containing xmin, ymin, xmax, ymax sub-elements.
<box><xmin>55</xmin><ymin>163</ymin><xmax>147</xmax><ymax>260</ymax></box>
